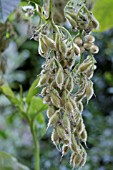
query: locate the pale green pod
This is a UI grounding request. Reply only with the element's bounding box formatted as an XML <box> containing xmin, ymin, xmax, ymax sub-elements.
<box><xmin>37</xmin><ymin>72</ymin><xmax>49</xmax><ymax>87</ymax></box>
<box><xmin>67</xmin><ymin>48</ymin><xmax>75</xmax><ymax>59</ymax></box>
<box><xmin>70</xmin><ymin>152</ymin><xmax>76</xmax><ymax>167</ymax></box>
<box><xmin>66</xmin><ymin>14</ymin><xmax>77</xmax><ymax>28</ymax></box>
<box><xmin>71</xmin><ymin>134</ymin><xmax>79</xmax><ymax>152</ymax></box>
<box><xmin>65</xmin><ymin>75</ymin><xmax>74</xmax><ymax>92</ymax></box>
<box><xmin>55</xmin><ymin>67</ymin><xmax>64</xmax><ymax>90</ymax></box>
<box><xmin>78</xmin><ymin>61</ymin><xmax>93</xmax><ymax>72</ymax></box>
<box><xmin>61</xmin><ymin>90</ymin><xmax>68</xmax><ymax>105</ymax></box>
<box><xmin>90</xmin><ymin>45</ymin><xmax>99</xmax><ymax>54</ymax></box>
<box><xmin>55</xmin><ymin>33</ymin><xmax>67</xmax><ymax>55</ymax></box>
<box><xmin>65</xmin><ymin>11</ymin><xmax>77</xmax><ymax>21</ymax></box>
<box><xmin>51</xmin><ymin>128</ymin><xmax>60</xmax><ymax>147</ymax></box>
<box><xmin>43</xmin><ymin>95</ymin><xmax>51</xmax><ymax>104</ymax></box>
<box><xmin>56</xmin><ymin>124</ymin><xmax>69</xmax><ymax>142</ymax></box>
<box><xmin>79</xmin><ymin>151</ymin><xmax>87</xmax><ymax>167</ymax></box>
<box><xmin>77</xmin><ymin>118</ymin><xmax>85</xmax><ymax>135</ymax></box>
<box><xmin>41</xmin><ymin>87</ymin><xmax>47</xmax><ymax>96</ymax></box>
<box><xmin>47</xmin><ymin>109</ymin><xmax>60</xmax><ymax>128</ymax></box>
<box><xmin>47</xmin><ymin>105</ymin><xmax>56</xmax><ymax>118</ymax></box>
<box><xmin>38</xmin><ymin>36</ymin><xmax>48</xmax><ymax>56</ymax></box>
<box><xmin>62</xmin><ymin>145</ymin><xmax>70</xmax><ymax>156</ymax></box>
<box><xmin>62</xmin><ymin>112</ymin><xmax>71</xmax><ymax>134</ymax></box>
<box><xmin>41</xmin><ymin>34</ymin><xmax>55</xmax><ymax>49</ymax></box>
<box><xmin>84</xmin><ymin>34</ymin><xmax>95</xmax><ymax>43</ymax></box>
<box><xmin>65</xmin><ymin>100</ymin><xmax>74</xmax><ymax>113</ymax></box>
<box><xmin>80</xmin><ymin>129</ymin><xmax>87</xmax><ymax>144</ymax></box>
<box><xmin>77</xmin><ymin>101</ymin><xmax>83</xmax><ymax>113</ymax></box>
<box><xmin>73</xmin><ymin>43</ymin><xmax>80</xmax><ymax>56</ymax></box>
<box><xmin>91</xmin><ymin>14</ymin><xmax>99</xmax><ymax>30</ymax></box>
<box><xmin>85</xmin><ymin>64</ymin><xmax>94</xmax><ymax>79</ymax></box>
<box><xmin>74</xmin><ymin>153</ymin><xmax>82</xmax><ymax>167</ymax></box>
<box><xmin>86</xmin><ymin>81</ymin><xmax>94</xmax><ymax>103</ymax></box>
<box><xmin>50</xmin><ymin>91</ymin><xmax>61</xmax><ymax>108</ymax></box>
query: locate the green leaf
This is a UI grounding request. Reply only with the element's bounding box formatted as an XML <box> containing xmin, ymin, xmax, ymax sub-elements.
<box><xmin>0</xmin><ymin>0</ymin><xmax>21</xmax><ymax>23</ymax></box>
<box><xmin>93</xmin><ymin>0</ymin><xmax>113</xmax><ymax>32</ymax></box>
<box><xmin>35</xmin><ymin>113</ymin><xmax>46</xmax><ymax>139</ymax></box>
<box><xmin>0</xmin><ymin>85</ymin><xmax>19</xmax><ymax>105</ymax></box>
<box><xmin>26</xmin><ymin>77</ymin><xmax>40</xmax><ymax>104</ymax></box>
<box><xmin>0</xmin><ymin>151</ymin><xmax>30</xmax><ymax>170</ymax></box>
<box><xmin>28</xmin><ymin>96</ymin><xmax>48</xmax><ymax>115</ymax></box>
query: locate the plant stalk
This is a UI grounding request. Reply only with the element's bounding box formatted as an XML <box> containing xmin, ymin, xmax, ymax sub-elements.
<box><xmin>30</xmin><ymin>123</ymin><xmax>40</xmax><ymax>170</ymax></box>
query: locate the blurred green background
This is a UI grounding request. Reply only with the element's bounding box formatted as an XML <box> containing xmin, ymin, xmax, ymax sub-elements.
<box><xmin>0</xmin><ymin>0</ymin><xmax>113</xmax><ymax>170</ymax></box>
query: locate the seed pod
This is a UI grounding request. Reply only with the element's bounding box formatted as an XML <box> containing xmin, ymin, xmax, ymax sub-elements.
<box><xmin>43</xmin><ymin>95</ymin><xmax>51</xmax><ymax>104</ymax></box>
<box><xmin>47</xmin><ymin>109</ymin><xmax>60</xmax><ymax>128</ymax></box>
<box><xmin>51</xmin><ymin>128</ymin><xmax>60</xmax><ymax>147</ymax></box>
<box><xmin>84</xmin><ymin>42</ymin><xmax>93</xmax><ymax>50</ymax></box>
<box><xmin>78</xmin><ymin>61</ymin><xmax>93</xmax><ymax>72</ymax></box>
<box><xmin>61</xmin><ymin>90</ymin><xmax>68</xmax><ymax>104</ymax></box>
<box><xmin>80</xmin><ymin>129</ymin><xmax>87</xmax><ymax>145</ymax></box>
<box><xmin>41</xmin><ymin>34</ymin><xmax>55</xmax><ymax>49</ymax></box>
<box><xmin>38</xmin><ymin>36</ymin><xmax>48</xmax><ymax>56</ymax></box>
<box><xmin>74</xmin><ymin>153</ymin><xmax>82</xmax><ymax>167</ymax></box>
<box><xmin>74</xmin><ymin>37</ymin><xmax>83</xmax><ymax>46</ymax></box>
<box><xmin>56</xmin><ymin>124</ymin><xmax>69</xmax><ymax>142</ymax></box>
<box><xmin>70</xmin><ymin>152</ymin><xmax>76</xmax><ymax>166</ymax></box>
<box><xmin>85</xmin><ymin>65</ymin><xmax>94</xmax><ymax>79</ymax></box>
<box><xmin>77</xmin><ymin>118</ymin><xmax>85</xmax><ymax>135</ymax></box>
<box><xmin>67</xmin><ymin>48</ymin><xmax>75</xmax><ymax>59</ymax></box>
<box><xmin>55</xmin><ymin>33</ymin><xmax>67</xmax><ymax>55</ymax></box>
<box><xmin>71</xmin><ymin>134</ymin><xmax>79</xmax><ymax>152</ymax></box>
<box><xmin>50</xmin><ymin>91</ymin><xmax>61</xmax><ymax>108</ymax></box>
<box><xmin>66</xmin><ymin>14</ymin><xmax>77</xmax><ymax>28</ymax></box>
<box><xmin>73</xmin><ymin>43</ymin><xmax>80</xmax><ymax>56</ymax></box>
<box><xmin>37</xmin><ymin>72</ymin><xmax>49</xmax><ymax>87</ymax></box>
<box><xmin>86</xmin><ymin>81</ymin><xmax>94</xmax><ymax>103</ymax></box>
<box><xmin>65</xmin><ymin>11</ymin><xmax>77</xmax><ymax>21</ymax></box>
<box><xmin>77</xmin><ymin>102</ymin><xmax>83</xmax><ymax>113</ymax></box>
<box><xmin>64</xmin><ymin>75</ymin><xmax>74</xmax><ymax>92</ymax></box>
<box><xmin>41</xmin><ymin>87</ymin><xmax>47</xmax><ymax>96</ymax></box>
<box><xmin>79</xmin><ymin>151</ymin><xmax>87</xmax><ymax>167</ymax></box>
<box><xmin>55</xmin><ymin>67</ymin><xmax>64</xmax><ymax>90</ymax></box>
<box><xmin>80</xmin><ymin>46</ymin><xmax>85</xmax><ymax>54</ymax></box>
<box><xmin>90</xmin><ymin>45</ymin><xmax>99</xmax><ymax>54</ymax></box>
<box><xmin>47</xmin><ymin>105</ymin><xmax>56</xmax><ymax>118</ymax></box>
<box><xmin>62</xmin><ymin>145</ymin><xmax>70</xmax><ymax>157</ymax></box>
<box><xmin>84</xmin><ymin>34</ymin><xmax>95</xmax><ymax>43</ymax></box>
<box><xmin>62</xmin><ymin>113</ymin><xmax>71</xmax><ymax>134</ymax></box>
<box><xmin>65</xmin><ymin>99</ymin><xmax>74</xmax><ymax>113</ymax></box>
<box><xmin>91</xmin><ymin>14</ymin><xmax>99</xmax><ymax>30</ymax></box>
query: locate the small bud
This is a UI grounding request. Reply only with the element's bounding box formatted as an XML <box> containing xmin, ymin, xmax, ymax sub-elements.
<box><xmin>84</xmin><ymin>42</ymin><xmax>93</xmax><ymax>50</ymax></box>
<box><xmin>90</xmin><ymin>45</ymin><xmax>99</xmax><ymax>54</ymax></box>
<box><xmin>55</xmin><ymin>67</ymin><xmax>64</xmax><ymax>90</ymax></box>
<box><xmin>74</xmin><ymin>37</ymin><xmax>83</xmax><ymax>46</ymax></box>
<box><xmin>84</xmin><ymin>35</ymin><xmax>95</xmax><ymax>43</ymax></box>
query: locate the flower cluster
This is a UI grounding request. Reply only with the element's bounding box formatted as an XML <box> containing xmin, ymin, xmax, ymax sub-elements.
<box><xmin>33</xmin><ymin>0</ymin><xmax>99</xmax><ymax>169</ymax></box>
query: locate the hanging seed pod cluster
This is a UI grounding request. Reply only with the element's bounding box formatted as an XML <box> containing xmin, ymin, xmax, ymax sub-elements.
<box><xmin>33</xmin><ymin>0</ymin><xmax>99</xmax><ymax>169</ymax></box>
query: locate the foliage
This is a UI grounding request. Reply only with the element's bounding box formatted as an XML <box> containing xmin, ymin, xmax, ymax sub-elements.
<box><xmin>92</xmin><ymin>0</ymin><xmax>113</xmax><ymax>31</ymax></box>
